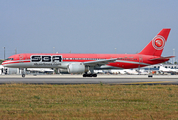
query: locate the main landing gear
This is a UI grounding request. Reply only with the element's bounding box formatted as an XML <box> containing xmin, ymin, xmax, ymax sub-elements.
<box><xmin>83</xmin><ymin>67</ymin><xmax>97</xmax><ymax>77</ymax></box>
<box><xmin>83</xmin><ymin>73</ymin><xmax>97</xmax><ymax>77</ymax></box>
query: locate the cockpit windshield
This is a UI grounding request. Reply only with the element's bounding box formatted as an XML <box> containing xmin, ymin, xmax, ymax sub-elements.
<box><xmin>5</xmin><ymin>58</ymin><xmax>14</xmax><ymax>60</ymax></box>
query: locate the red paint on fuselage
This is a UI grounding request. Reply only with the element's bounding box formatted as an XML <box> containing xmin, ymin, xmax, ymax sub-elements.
<box><xmin>2</xmin><ymin>53</ymin><xmax>168</xmax><ymax>69</ymax></box>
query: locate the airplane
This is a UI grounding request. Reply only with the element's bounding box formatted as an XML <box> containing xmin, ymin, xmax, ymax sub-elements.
<box><xmin>110</xmin><ymin>69</ymin><xmax>139</xmax><ymax>75</ymax></box>
<box><xmin>123</xmin><ymin>69</ymin><xmax>139</xmax><ymax>75</ymax></box>
<box><xmin>110</xmin><ymin>69</ymin><xmax>127</xmax><ymax>74</ymax></box>
<box><xmin>159</xmin><ymin>65</ymin><xmax>178</xmax><ymax>74</ymax></box>
<box><xmin>2</xmin><ymin>28</ymin><xmax>174</xmax><ymax>77</ymax></box>
<box><xmin>138</xmin><ymin>69</ymin><xmax>149</xmax><ymax>75</ymax></box>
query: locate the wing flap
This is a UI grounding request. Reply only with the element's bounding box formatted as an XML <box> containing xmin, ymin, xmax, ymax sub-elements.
<box><xmin>84</xmin><ymin>58</ymin><xmax>117</xmax><ymax>66</ymax></box>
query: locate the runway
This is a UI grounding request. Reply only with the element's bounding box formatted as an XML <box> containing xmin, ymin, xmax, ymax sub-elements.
<box><xmin>0</xmin><ymin>74</ymin><xmax>178</xmax><ymax>85</ymax></box>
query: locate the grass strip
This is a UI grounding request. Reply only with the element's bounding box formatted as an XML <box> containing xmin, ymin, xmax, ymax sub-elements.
<box><xmin>0</xmin><ymin>84</ymin><xmax>178</xmax><ymax>119</ymax></box>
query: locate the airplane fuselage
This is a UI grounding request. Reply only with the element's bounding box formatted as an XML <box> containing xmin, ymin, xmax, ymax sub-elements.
<box><xmin>2</xmin><ymin>53</ymin><xmax>168</xmax><ymax>69</ymax></box>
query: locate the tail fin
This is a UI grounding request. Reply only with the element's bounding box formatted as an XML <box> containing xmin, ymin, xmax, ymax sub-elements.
<box><xmin>138</xmin><ymin>28</ymin><xmax>171</xmax><ymax>56</ymax></box>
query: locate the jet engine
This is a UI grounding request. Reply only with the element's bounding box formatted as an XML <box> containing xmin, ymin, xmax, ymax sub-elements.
<box><xmin>67</xmin><ymin>63</ymin><xmax>86</xmax><ymax>74</ymax></box>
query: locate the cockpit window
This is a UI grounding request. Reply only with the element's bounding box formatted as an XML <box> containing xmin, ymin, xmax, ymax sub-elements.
<box><xmin>5</xmin><ymin>58</ymin><xmax>14</xmax><ymax>60</ymax></box>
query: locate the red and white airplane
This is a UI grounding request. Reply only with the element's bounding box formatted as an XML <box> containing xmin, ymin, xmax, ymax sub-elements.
<box><xmin>2</xmin><ymin>28</ymin><xmax>174</xmax><ymax>77</ymax></box>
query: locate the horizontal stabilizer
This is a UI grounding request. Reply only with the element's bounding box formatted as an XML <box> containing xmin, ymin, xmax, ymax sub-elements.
<box><xmin>150</xmin><ymin>56</ymin><xmax>175</xmax><ymax>61</ymax></box>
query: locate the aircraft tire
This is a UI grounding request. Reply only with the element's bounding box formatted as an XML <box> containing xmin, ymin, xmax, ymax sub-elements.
<box><xmin>22</xmin><ymin>74</ymin><xmax>25</xmax><ymax>78</ymax></box>
<box><xmin>83</xmin><ymin>74</ymin><xmax>87</xmax><ymax>77</ymax></box>
<box><xmin>92</xmin><ymin>74</ymin><xmax>97</xmax><ymax>77</ymax></box>
<box><xmin>83</xmin><ymin>74</ymin><xmax>97</xmax><ymax>77</ymax></box>
<box><xmin>87</xmin><ymin>74</ymin><xmax>92</xmax><ymax>77</ymax></box>
<box><xmin>148</xmin><ymin>75</ymin><xmax>153</xmax><ymax>77</ymax></box>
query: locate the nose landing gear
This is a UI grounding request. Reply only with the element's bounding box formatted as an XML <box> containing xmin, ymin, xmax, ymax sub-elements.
<box><xmin>22</xmin><ymin>74</ymin><xmax>25</xmax><ymax>78</ymax></box>
<box><xmin>21</xmin><ymin>68</ymin><xmax>26</xmax><ymax>78</ymax></box>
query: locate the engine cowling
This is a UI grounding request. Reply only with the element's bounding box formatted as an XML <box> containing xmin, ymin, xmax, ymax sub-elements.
<box><xmin>67</xmin><ymin>63</ymin><xmax>85</xmax><ymax>74</ymax></box>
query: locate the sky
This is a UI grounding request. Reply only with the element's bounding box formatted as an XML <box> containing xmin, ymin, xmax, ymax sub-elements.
<box><xmin>0</xmin><ymin>0</ymin><xmax>178</xmax><ymax>62</ymax></box>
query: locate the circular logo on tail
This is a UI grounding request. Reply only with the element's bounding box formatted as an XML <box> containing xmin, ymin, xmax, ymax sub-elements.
<box><xmin>152</xmin><ymin>35</ymin><xmax>165</xmax><ymax>50</ymax></box>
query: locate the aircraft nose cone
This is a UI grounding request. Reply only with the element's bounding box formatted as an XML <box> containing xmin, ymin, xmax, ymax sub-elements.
<box><xmin>1</xmin><ymin>61</ymin><xmax>7</xmax><ymax>66</ymax></box>
<box><xmin>1</xmin><ymin>62</ymin><xmax>5</xmax><ymax>65</ymax></box>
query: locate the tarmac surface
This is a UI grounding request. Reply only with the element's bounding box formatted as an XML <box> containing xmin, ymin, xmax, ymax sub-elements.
<box><xmin>0</xmin><ymin>74</ymin><xmax>178</xmax><ymax>85</ymax></box>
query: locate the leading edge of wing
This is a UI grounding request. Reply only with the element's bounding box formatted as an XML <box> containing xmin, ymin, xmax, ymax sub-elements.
<box><xmin>84</xmin><ymin>58</ymin><xmax>117</xmax><ymax>66</ymax></box>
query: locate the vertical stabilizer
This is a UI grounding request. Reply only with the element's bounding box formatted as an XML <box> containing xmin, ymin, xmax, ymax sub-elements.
<box><xmin>138</xmin><ymin>28</ymin><xmax>171</xmax><ymax>56</ymax></box>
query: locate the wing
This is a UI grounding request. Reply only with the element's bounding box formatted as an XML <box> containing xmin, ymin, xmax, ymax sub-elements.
<box><xmin>84</xmin><ymin>58</ymin><xmax>117</xmax><ymax>66</ymax></box>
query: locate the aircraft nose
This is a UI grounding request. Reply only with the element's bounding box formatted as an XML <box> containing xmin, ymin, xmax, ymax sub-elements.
<box><xmin>1</xmin><ymin>61</ymin><xmax>7</xmax><ymax>66</ymax></box>
<box><xmin>1</xmin><ymin>62</ymin><xmax>4</xmax><ymax>66</ymax></box>
<box><xmin>1</xmin><ymin>61</ymin><xmax>5</xmax><ymax>65</ymax></box>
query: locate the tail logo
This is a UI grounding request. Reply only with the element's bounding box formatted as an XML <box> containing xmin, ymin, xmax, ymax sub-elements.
<box><xmin>152</xmin><ymin>35</ymin><xmax>165</xmax><ymax>50</ymax></box>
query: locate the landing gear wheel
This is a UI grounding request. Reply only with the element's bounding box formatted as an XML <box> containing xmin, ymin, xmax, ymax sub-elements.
<box><xmin>22</xmin><ymin>74</ymin><xmax>25</xmax><ymax>78</ymax></box>
<box><xmin>83</xmin><ymin>74</ymin><xmax>97</xmax><ymax>77</ymax></box>
<box><xmin>92</xmin><ymin>74</ymin><xmax>97</xmax><ymax>77</ymax></box>
<box><xmin>83</xmin><ymin>74</ymin><xmax>87</xmax><ymax>77</ymax></box>
<box><xmin>89</xmin><ymin>74</ymin><xmax>93</xmax><ymax>77</ymax></box>
<box><xmin>148</xmin><ymin>75</ymin><xmax>153</xmax><ymax>77</ymax></box>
